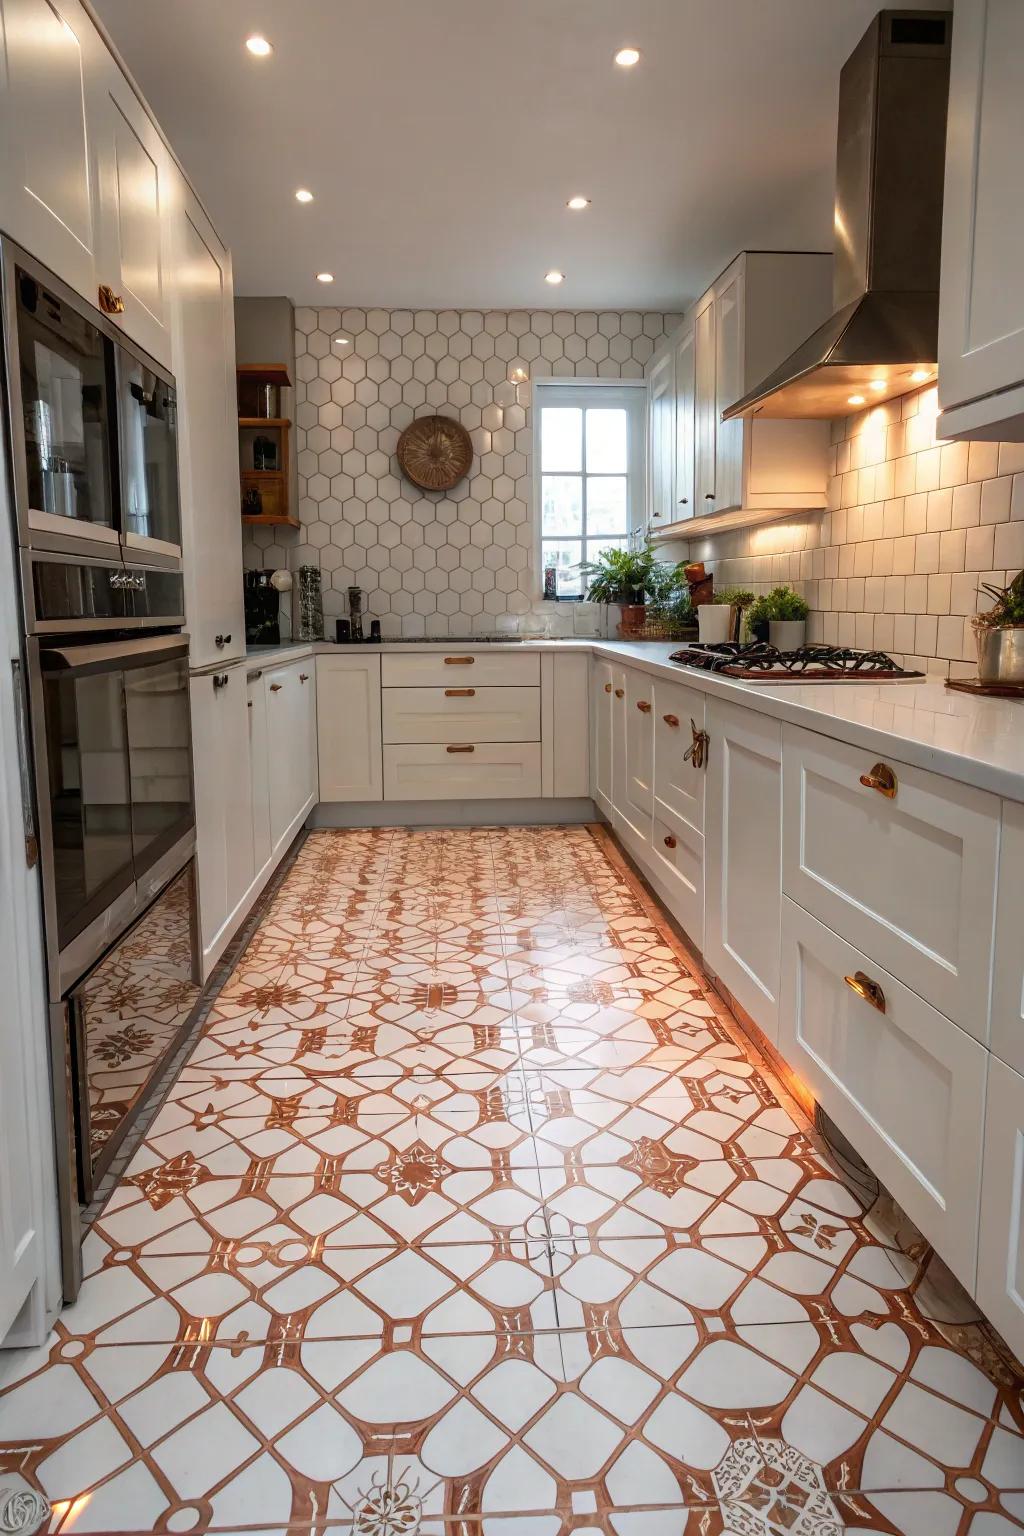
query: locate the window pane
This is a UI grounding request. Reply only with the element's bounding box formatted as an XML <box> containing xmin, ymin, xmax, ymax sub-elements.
<box><xmin>586</xmin><ymin>535</ymin><xmax>629</xmax><ymax>574</ymax></box>
<box><xmin>586</xmin><ymin>476</ymin><xmax>628</xmax><ymax>535</ymax></box>
<box><xmin>541</xmin><ymin>474</ymin><xmax>583</xmax><ymax>536</ymax></box>
<box><xmin>542</xmin><ymin>540</ymin><xmax>583</xmax><ymax>598</ymax></box>
<box><xmin>585</xmin><ymin>408</ymin><xmax>627</xmax><ymax>474</ymax></box>
<box><xmin>541</xmin><ymin>408</ymin><xmax>582</xmax><ymax>472</ymax></box>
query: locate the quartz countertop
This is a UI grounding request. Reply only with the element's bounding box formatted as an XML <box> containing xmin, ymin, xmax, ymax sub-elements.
<box><xmin>246</xmin><ymin>638</ymin><xmax>1024</xmax><ymax>802</ymax></box>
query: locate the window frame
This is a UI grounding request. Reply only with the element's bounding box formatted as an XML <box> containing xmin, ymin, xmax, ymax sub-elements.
<box><xmin>533</xmin><ymin>377</ymin><xmax>648</xmax><ymax>601</ymax></box>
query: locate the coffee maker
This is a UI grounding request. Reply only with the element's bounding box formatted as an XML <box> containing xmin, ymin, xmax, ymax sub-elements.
<box><xmin>244</xmin><ymin>568</ymin><xmax>281</xmax><ymax>645</ymax></box>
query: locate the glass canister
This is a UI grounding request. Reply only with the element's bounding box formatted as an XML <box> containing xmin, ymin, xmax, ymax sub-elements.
<box><xmin>297</xmin><ymin>564</ymin><xmax>325</xmax><ymax>641</ymax></box>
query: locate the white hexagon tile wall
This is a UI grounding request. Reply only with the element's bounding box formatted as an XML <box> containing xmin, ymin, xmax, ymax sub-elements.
<box><xmin>242</xmin><ymin>308</ymin><xmax>679</xmax><ymax>637</ymax></box>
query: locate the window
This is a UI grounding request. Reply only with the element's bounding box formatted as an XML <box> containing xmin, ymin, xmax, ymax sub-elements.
<box><xmin>536</xmin><ymin>382</ymin><xmax>646</xmax><ymax>599</ymax></box>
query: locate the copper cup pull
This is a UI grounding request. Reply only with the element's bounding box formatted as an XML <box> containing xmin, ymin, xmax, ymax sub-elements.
<box><xmin>604</xmin><ymin>683</ymin><xmax>612</xmax><ymax>694</ymax></box>
<box><xmin>636</xmin><ymin>700</ymin><xmax>652</xmax><ymax>713</ymax></box>
<box><xmin>269</xmin><ymin>682</ymin><xmax>283</xmax><ymax>692</ymax></box>
<box><xmin>98</xmin><ymin>284</ymin><xmax>125</xmax><ymax>315</ymax></box>
<box><xmin>446</xmin><ymin>744</ymin><xmax>475</xmax><ymax>753</ymax></box>
<box><xmin>445</xmin><ymin>687</ymin><xmax>475</xmax><ymax>697</ymax></box>
<box><xmin>444</xmin><ymin>656</ymin><xmax>474</xmax><ymax>665</ymax></box>
<box><xmin>844</xmin><ymin>971</ymin><xmax>886</xmax><ymax>1014</ymax></box>
<box><xmin>663</xmin><ymin>713</ymin><xmax>680</xmax><ymax>728</ymax></box>
<box><xmin>614</xmin><ymin>688</ymin><xmax>624</xmax><ymax>699</ymax></box>
<box><xmin>663</xmin><ymin>835</ymin><xmax>677</xmax><ymax>850</ymax></box>
<box><xmin>860</xmin><ymin>763</ymin><xmax>897</xmax><ymax>798</ymax></box>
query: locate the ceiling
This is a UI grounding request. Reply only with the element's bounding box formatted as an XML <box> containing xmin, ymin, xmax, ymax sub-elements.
<box><xmin>92</xmin><ymin>0</ymin><xmax>892</xmax><ymax>312</ymax></box>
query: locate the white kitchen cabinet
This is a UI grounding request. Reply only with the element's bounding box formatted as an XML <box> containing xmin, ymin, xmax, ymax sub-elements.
<box><xmin>384</xmin><ymin>686</ymin><xmax>539</xmax><ymax>746</ymax></box>
<box><xmin>650</xmin><ymin>812</ymin><xmax>704</xmax><ymax>952</ymax></box>
<box><xmin>171</xmin><ymin>185</ymin><xmax>244</xmax><ymax>671</ymax></box>
<box><xmin>381</xmin><ymin>650</ymin><xmax>539</xmax><ymax>689</ymax></box>
<box><xmin>318</xmin><ymin>653</ymin><xmax>383</xmax><ymax>802</ymax></box>
<box><xmin>782</xmin><ymin>726</ymin><xmax>1000</xmax><ymax>1041</ymax></box>
<box><xmin>590</xmin><ymin>658</ymin><xmax>614</xmax><ymax>819</ymax></box>
<box><xmin>781</xmin><ymin>896</ymin><xmax>987</xmax><ymax>1292</ymax></box>
<box><xmin>652</xmin><ymin>676</ymin><xmax>705</xmax><ymax>837</ymax></box>
<box><xmin>247</xmin><ymin>668</ymin><xmax>272</xmax><ymax>885</ymax></box>
<box><xmin>616</xmin><ymin>667</ymin><xmax>653</xmax><ymax>847</ymax></box>
<box><xmin>545</xmin><ymin>651</ymin><xmax>590</xmax><ymax>799</ymax></box>
<box><xmin>991</xmin><ymin>799</ymin><xmax>1024</xmax><ymax>1076</ymax></box>
<box><xmin>704</xmin><ymin>697</ymin><xmax>782</xmax><ymax>1042</ymax></box>
<box><xmin>92</xmin><ymin>55</ymin><xmax>172</xmax><ymax>368</ymax></box>
<box><xmin>976</xmin><ymin>1056</ymin><xmax>1024</xmax><ymax>1359</ymax></box>
<box><xmin>694</xmin><ymin>296</ymin><xmax>717</xmax><ymax>513</ymax></box>
<box><xmin>266</xmin><ymin>660</ymin><xmax>316</xmax><ymax>852</ymax></box>
<box><xmin>647</xmin><ymin>346</ymin><xmax>675</xmax><ymax>527</ymax></box>
<box><xmin>673</xmin><ymin>319</ymin><xmax>696</xmax><ymax>522</ymax></box>
<box><xmin>713</xmin><ymin>262</ymin><xmax>744</xmax><ymax>514</ymax></box>
<box><xmin>383</xmin><ymin>742</ymin><xmax>541</xmax><ymax>801</ymax></box>
<box><xmin>190</xmin><ymin>664</ymin><xmax>254</xmax><ymax>976</ymax></box>
<box><xmin>938</xmin><ymin>0</ymin><xmax>1024</xmax><ymax>440</ymax></box>
<box><xmin>0</xmin><ymin>0</ymin><xmax>101</xmax><ymax>302</ymax></box>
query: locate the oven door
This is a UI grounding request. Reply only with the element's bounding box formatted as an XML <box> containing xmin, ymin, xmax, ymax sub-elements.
<box><xmin>115</xmin><ymin>341</ymin><xmax>181</xmax><ymax>566</ymax></box>
<box><xmin>32</xmin><ymin>634</ymin><xmax>193</xmax><ymax>994</ymax></box>
<box><xmin>2</xmin><ymin>242</ymin><xmax>121</xmax><ymax>559</ymax></box>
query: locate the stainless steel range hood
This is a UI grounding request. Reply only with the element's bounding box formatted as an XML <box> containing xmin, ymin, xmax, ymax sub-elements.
<box><xmin>724</xmin><ymin>10</ymin><xmax>951</xmax><ymax>422</ymax></box>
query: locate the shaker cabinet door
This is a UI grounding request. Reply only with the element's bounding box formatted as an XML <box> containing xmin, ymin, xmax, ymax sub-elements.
<box><xmin>317</xmin><ymin>655</ymin><xmax>382</xmax><ymax>803</ymax></box>
<box><xmin>647</xmin><ymin>347</ymin><xmax>675</xmax><ymax>528</ymax></box>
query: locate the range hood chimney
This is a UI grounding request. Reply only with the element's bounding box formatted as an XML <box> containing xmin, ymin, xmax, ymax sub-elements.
<box><xmin>724</xmin><ymin>9</ymin><xmax>951</xmax><ymax>422</ymax></box>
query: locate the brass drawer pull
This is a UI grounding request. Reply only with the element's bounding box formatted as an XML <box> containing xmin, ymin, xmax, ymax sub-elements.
<box><xmin>445</xmin><ymin>687</ymin><xmax>475</xmax><ymax>697</ymax></box>
<box><xmin>860</xmin><ymin>762</ymin><xmax>897</xmax><ymax>798</ymax></box>
<box><xmin>614</xmin><ymin>688</ymin><xmax>624</xmax><ymax>699</ymax></box>
<box><xmin>604</xmin><ymin>683</ymin><xmax>612</xmax><ymax>694</ymax></box>
<box><xmin>98</xmin><ymin>284</ymin><xmax>125</xmax><ymax>315</ymax></box>
<box><xmin>663</xmin><ymin>713</ymin><xmax>680</xmax><ymax>728</ymax></box>
<box><xmin>663</xmin><ymin>835</ymin><xmax>677</xmax><ymax>850</ymax></box>
<box><xmin>636</xmin><ymin>700</ymin><xmax>652</xmax><ymax>713</ymax></box>
<box><xmin>844</xmin><ymin>971</ymin><xmax>886</xmax><ymax>1014</ymax></box>
<box><xmin>269</xmin><ymin>682</ymin><xmax>283</xmax><ymax>692</ymax></box>
<box><xmin>299</xmin><ymin>672</ymin><xmax>310</xmax><ymax>683</ymax></box>
<box><xmin>447</xmin><ymin>744</ymin><xmax>475</xmax><ymax>753</ymax></box>
<box><xmin>444</xmin><ymin>656</ymin><xmax>474</xmax><ymax>665</ymax></box>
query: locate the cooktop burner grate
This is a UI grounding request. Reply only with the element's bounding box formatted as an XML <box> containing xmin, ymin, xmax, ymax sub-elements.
<box><xmin>667</xmin><ymin>642</ymin><xmax>924</xmax><ymax>681</ymax></box>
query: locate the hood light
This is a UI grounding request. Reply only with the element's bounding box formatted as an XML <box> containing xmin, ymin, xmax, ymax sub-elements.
<box><xmin>848</xmin><ymin>394</ymin><xmax>866</xmax><ymax>406</ymax></box>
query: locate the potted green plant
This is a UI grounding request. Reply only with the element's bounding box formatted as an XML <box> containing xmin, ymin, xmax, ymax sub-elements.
<box><xmin>974</xmin><ymin>568</ymin><xmax>1024</xmax><ymax>683</ymax></box>
<box><xmin>644</xmin><ymin>561</ymin><xmax>697</xmax><ymax>639</ymax></box>
<box><xmin>745</xmin><ymin>586</ymin><xmax>811</xmax><ymax>650</ymax></box>
<box><xmin>698</xmin><ymin>586</ymin><xmax>754</xmax><ymax>644</ymax></box>
<box><xmin>579</xmin><ymin>541</ymin><xmax>658</xmax><ymax>637</ymax></box>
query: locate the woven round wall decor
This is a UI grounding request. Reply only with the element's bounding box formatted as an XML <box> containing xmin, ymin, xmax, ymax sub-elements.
<box><xmin>396</xmin><ymin>414</ymin><xmax>473</xmax><ymax>491</ymax></box>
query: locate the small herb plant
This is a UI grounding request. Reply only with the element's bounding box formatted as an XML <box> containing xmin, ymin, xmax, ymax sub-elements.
<box><xmin>579</xmin><ymin>542</ymin><xmax>658</xmax><ymax>605</ymax></box>
<box><xmin>745</xmin><ymin>586</ymin><xmax>811</xmax><ymax>633</ymax></box>
<box><xmin>645</xmin><ymin>561</ymin><xmax>694</xmax><ymax>624</ymax></box>
<box><xmin>976</xmin><ymin>568</ymin><xmax>1024</xmax><ymax>628</ymax></box>
<box><xmin>712</xmin><ymin>586</ymin><xmax>755</xmax><ymax>610</ymax></box>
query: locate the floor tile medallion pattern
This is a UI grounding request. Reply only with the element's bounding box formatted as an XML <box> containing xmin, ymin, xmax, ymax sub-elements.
<box><xmin>2</xmin><ymin>827</ymin><xmax>1023</xmax><ymax>1535</ymax></box>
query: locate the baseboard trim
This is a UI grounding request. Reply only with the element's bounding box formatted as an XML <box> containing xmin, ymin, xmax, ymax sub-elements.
<box><xmin>311</xmin><ymin>798</ymin><xmax>596</xmax><ymax>828</ymax></box>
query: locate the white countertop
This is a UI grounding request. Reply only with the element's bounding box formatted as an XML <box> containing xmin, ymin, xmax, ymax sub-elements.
<box><xmin>246</xmin><ymin>638</ymin><xmax>1024</xmax><ymax>803</ymax></box>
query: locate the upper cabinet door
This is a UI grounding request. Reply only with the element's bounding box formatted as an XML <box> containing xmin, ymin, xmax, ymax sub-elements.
<box><xmin>93</xmin><ymin>59</ymin><xmax>172</xmax><ymax>369</ymax></box>
<box><xmin>0</xmin><ymin>0</ymin><xmax>99</xmax><ymax>301</ymax></box>
<box><xmin>646</xmin><ymin>347</ymin><xmax>675</xmax><ymax>528</ymax></box>
<box><xmin>938</xmin><ymin>0</ymin><xmax>1024</xmax><ymax>437</ymax></box>
<box><xmin>693</xmin><ymin>296</ymin><xmax>717</xmax><ymax>512</ymax></box>
<box><xmin>673</xmin><ymin>320</ymin><xmax>696</xmax><ymax>521</ymax></box>
<box><xmin>713</xmin><ymin>265</ymin><xmax>745</xmax><ymax>512</ymax></box>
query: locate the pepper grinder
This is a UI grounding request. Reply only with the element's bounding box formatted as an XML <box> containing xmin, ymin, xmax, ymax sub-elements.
<box><xmin>348</xmin><ymin>585</ymin><xmax>364</xmax><ymax>642</ymax></box>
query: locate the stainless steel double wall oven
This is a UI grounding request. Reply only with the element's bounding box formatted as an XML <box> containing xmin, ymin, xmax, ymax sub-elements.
<box><xmin>3</xmin><ymin>241</ymin><xmax>201</xmax><ymax>1300</ymax></box>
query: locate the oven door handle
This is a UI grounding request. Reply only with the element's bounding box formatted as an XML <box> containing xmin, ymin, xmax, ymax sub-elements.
<box><xmin>39</xmin><ymin>634</ymin><xmax>189</xmax><ymax>676</ymax></box>
<box><xmin>10</xmin><ymin>659</ymin><xmax>38</xmax><ymax>868</ymax></box>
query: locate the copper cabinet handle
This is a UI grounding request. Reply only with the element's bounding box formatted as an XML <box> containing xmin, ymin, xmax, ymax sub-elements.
<box><xmin>844</xmin><ymin>970</ymin><xmax>886</xmax><ymax>1014</ymax></box>
<box><xmin>604</xmin><ymin>683</ymin><xmax>612</xmax><ymax>694</ymax></box>
<box><xmin>98</xmin><ymin>284</ymin><xmax>125</xmax><ymax>314</ymax></box>
<box><xmin>663</xmin><ymin>835</ymin><xmax>677</xmax><ymax>850</ymax></box>
<box><xmin>269</xmin><ymin>682</ymin><xmax>283</xmax><ymax>692</ymax></box>
<box><xmin>445</xmin><ymin>687</ymin><xmax>475</xmax><ymax>697</ymax></box>
<box><xmin>299</xmin><ymin>673</ymin><xmax>310</xmax><ymax>682</ymax></box>
<box><xmin>444</xmin><ymin>656</ymin><xmax>474</xmax><ymax>665</ymax></box>
<box><xmin>636</xmin><ymin>700</ymin><xmax>652</xmax><ymax>713</ymax></box>
<box><xmin>663</xmin><ymin>714</ymin><xmax>680</xmax><ymax>728</ymax></box>
<box><xmin>447</xmin><ymin>744</ymin><xmax>475</xmax><ymax>753</ymax></box>
<box><xmin>859</xmin><ymin>763</ymin><xmax>897</xmax><ymax>799</ymax></box>
<box><xmin>614</xmin><ymin>688</ymin><xmax>624</xmax><ymax>699</ymax></box>
<box><xmin>683</xmin><ymin>718</ymin><xmax>709</xmax><ymax>770</ymax></box>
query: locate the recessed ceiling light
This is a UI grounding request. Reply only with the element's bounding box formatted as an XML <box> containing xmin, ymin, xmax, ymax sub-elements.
<box><xmin>295</xmin><ymin>188</ymin><xmax>314</xmax><ymax>203</ymax></box>
<box><xmin>245</xmin><ymin>34</ymin><xmax>272</xmax><ymax>56</ymax></box>
<box><xmin>567</xmin><ymin>196</ymin><xmax>591</xmax><ymax>211</ymax></box>
<box><xmin>614</xmin><ymin>46</ymin><xmax>641</xmax><ymax>67</ymax></box>
<box><xmin>869</xmin><ymin>379</ymin><xmax>887</xmax><ymax>391</ymax></box>
<box><xmin>544</xmin><ymin>270</ymin><xmax>565</xmax><ymax>286</ymax></box>
<box><xmin>315</xmin><ymin>272</ymin><xmax>334</xmax><ymax>284</ymax></box>
<box><xmin>847</xmin><ymin>394</ymin><xmax>866</xmax><ymax>406</ymax></box>
<box><xmin>910</xmin><ymin>368</ymin><xmax>931</xmax><ymax>383</ymax></box>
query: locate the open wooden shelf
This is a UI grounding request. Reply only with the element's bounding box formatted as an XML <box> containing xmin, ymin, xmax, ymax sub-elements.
<box><xmin>237</xmin><ymin>363</ymin><xmax>292</xmax><ymax>386</ymax></box>
<box><xmin>239</xmin><ymin>416</ymin><xmax>292</xmax><ymax>429</ymax></box>
<box><xmin>237</xmin><ymin>364</ymin><xmax>292</xmax><ymax>523</ymax></box>
<box><xmin>242</xmin><ymin>511</ymin><xmax>300</xmax><ymax>529</ymax></box>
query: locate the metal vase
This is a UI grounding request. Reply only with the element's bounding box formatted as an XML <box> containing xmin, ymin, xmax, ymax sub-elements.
<box><xmin>974</xmin><ymin>623</ymin><xmax>1024</xmax><ymax>683</ymax></box>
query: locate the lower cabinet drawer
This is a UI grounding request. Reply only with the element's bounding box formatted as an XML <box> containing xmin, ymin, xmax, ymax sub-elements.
<box><xmin>382</xmin><ymin>742</ymin><xmax>542</xmax><ymax>801</ymax></box>
<box><xmin>650</xmin><ymin>814</ymin><xmax>704</xmax><ymax>951</ymax></box>
<box><xmin>779</xmin><ymin>896</ymin><xmax>986</xmax><ymax>1290</ymax></box>
<box><xmin>382</xmin><ymin>686</ymin><xmax>540</xmax><ymax>744</ymax></box>
<box><xmin>976</xmin><ymin>1056</ymin><xmax>1024</xmax><ymax>1362</ymax></box>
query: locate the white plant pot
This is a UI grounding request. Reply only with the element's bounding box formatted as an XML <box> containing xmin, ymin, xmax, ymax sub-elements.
<box><xmin>769</xmin><ymin>619</ymin><xmax>806</xmax><ymax>651</ymax></box>
<box><xmin>698</xmin><ymin>604</ymin><xmax>734</xmax><ymax>644</ymax></box>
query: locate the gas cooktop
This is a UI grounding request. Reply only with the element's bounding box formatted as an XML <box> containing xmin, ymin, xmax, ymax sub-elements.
<box><xmin>667</xmin><ymin>642</ymin><xmax>924</xmax><ymax>682</ymax></box>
